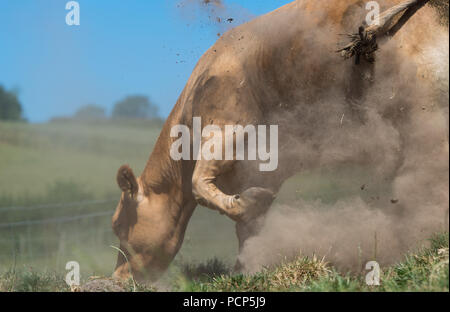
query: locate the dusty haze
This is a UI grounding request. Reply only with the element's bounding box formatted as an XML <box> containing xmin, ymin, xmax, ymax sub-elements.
<box><xmin>236</xmin><ymin>0</ymin><xmax>449</xmax><ymax>273</ymax></box>
<box><xmin>180</xmin><ymin>0</ymin><xmax>449</xmax><ymax>273</ymax></box>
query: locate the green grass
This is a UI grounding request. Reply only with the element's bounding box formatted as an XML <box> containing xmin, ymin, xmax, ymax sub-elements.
<box><xmin>1</xmin><ymin>232</ymin><xmax>447</xmax><ymax>292</ymax></box>
<box><xmin>177</xmin><ymin>232</ymin><xmax>449</xmax><ymax>292</ymax></box>
<box><xmin>0</xmin><ymin>270</ymin><xmax>68</xmax><ymax>292</ymax></box>
<box><xmin>0</xmin><ymin>119</ymin><xmax>160</xmax><ymax>198</ymax></box>
<box><xmin>179</xmin><ymin>255</ymin><xmax>330</xmax><ymax>292</ymax></box>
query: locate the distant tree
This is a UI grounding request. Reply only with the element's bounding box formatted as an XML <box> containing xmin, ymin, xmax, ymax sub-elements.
<box><xmin>112</xmin><ymin>95</ymin><xmax>159</xmax><ymax>119</ymax></box>
<box><xmin>74</xmin><ymin>104</ymin><xmax>106</xmax><ymax>121</ymax></box>
<box><xmin>0</xmin><ymin>85</ymin><xmax>23</xmax><ymax>121</ymax></box>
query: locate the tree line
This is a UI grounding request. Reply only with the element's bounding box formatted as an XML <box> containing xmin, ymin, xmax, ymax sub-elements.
<box><xmin>69</xmin><ymin>95</ymin><xmax>161</xmax><ymax>121</ymax></box>
<box><xmin>0</xmin><ymin>85</ymin><xmax>161</xmax><ymax>122</ymax></box>
<box><xmin>0</xmin><ymin>85</ymin><xmax>23</xmax><ymax>121</ymax></box>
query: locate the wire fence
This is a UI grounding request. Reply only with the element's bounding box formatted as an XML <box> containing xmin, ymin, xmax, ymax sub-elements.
<box><xmin>0</xmin><ymin>199</ymin><xmax>116</xmax><ymax>213</ymax></box>
<box><xmin>0</xmin><ymin>198</ymin><xmax>116</xmax><ymax>229</ymax></box>
<box><xmin>0</xmin><ymin>199</ymin><xmax>118</xmax><ymax>266</ymax></box>
<box><xmin>0</xmin><ymin>210</ymin><xmax>113</xmax><ymax>229</ymax></box>
<box><xmin>0</xmin><ymin>199</ymin><xmax>116</xmax><ymax>243</ymax></box>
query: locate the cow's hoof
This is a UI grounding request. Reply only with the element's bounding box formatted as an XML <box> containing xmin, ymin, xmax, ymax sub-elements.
<box><xmin>229</xmin><ymin>187</ymin><xmax>275</xmax><ymax>223</ymax></box>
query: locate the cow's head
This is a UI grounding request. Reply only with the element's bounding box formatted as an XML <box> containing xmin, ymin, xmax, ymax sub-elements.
<box><xmin>111</xmin><ymin>164</ymin><xmax>183</xmax><ymax>282</ymax></box>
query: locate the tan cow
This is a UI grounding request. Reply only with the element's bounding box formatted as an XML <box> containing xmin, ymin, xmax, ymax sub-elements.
<box><xmin>112</xmin><ymin>0</ymin><xmax>441</xmax><ymax>281</ymax></box>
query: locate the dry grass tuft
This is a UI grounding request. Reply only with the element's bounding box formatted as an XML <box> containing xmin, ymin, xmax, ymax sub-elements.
<box><xmin>270</xmin><ymin>255</ymin><xmax>331</xmax><ymax>289</ymax></box>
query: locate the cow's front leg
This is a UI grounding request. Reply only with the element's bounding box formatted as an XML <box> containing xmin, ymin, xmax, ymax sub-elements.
<box><xmin>233</xmin><ymin>214</ymin><xmax>269</xmax><ymax>272</ymax></box>
<box><xmin>192</xmin><ymin>159</ymin><xmax>275</xmax><ymax>223</ymax></box>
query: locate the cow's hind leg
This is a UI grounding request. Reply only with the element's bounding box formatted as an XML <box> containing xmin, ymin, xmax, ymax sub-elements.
<box><xmin>192</xmin><ymin>158</ymin><xmax>275</xmax><ymax>223</ymax></box>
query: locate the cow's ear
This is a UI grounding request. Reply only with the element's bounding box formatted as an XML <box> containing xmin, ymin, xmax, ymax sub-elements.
<box><xmin>116</xmin><ymin>165</ymin><xmax>139</xmax><ymax>197</ymax></box>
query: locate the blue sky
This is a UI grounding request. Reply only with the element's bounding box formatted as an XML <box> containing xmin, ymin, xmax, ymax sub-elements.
<box><xmin>0</xmin><ymin>0</ymin><xmax>291</xmax><ymax>122</ymax></box>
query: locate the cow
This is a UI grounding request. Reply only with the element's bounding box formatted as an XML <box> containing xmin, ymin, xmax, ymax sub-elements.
<box><xmin>111</xmin><ymin>0</ymin><xmax>440</xmax><ymax>281</ymax></box>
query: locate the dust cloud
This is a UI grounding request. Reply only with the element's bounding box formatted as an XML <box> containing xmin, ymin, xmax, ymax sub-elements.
<box><xmin>234</xmin><ymin>0</ymin><xmax>449</xmax><ymax>273</ymax></box>
<box><xmin>175</xmin><ymin>0</ymin><xmax>448</xmax><ymax>273</ymax></box>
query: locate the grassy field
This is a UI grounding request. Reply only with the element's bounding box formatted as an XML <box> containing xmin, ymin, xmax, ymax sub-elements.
<box><xmin>0</xmin><ymin>232</ymin><xmax>447</xmax><ymax>292</ymax></box>
<box><xmin>0</xmin><ymin>120</ymin><xmax>447</xmax><ymax>291</ymax></box>
<box><xmin>0</xmin><ymin>120</ymin><xmax>238</xmax><ymax>277</ymax></box>
<box><xmin>182</xmin><ymin>232</ymin><xmax>449</xmax><ymax>292</ymax></box>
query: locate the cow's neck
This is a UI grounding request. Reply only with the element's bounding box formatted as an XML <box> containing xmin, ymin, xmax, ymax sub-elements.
<box><xmin>138</xmin><ymin>105</ymin><xmax>197</xmax><ymax>259</ymax></box>
<box><xmin>140</xmin><ymin>102</ymin><xmax>195</xmax><ymax>207</ymax></box>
